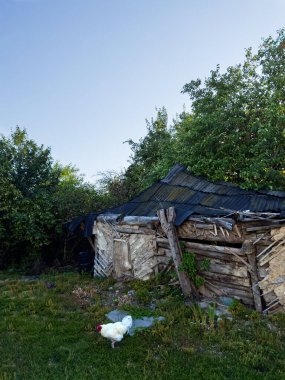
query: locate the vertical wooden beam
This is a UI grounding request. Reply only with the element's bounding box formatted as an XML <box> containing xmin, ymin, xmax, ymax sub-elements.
<box><xmin>153</xmin><ymin>238</ymin><xmax>159</xmax><ymax>275</ymax></box>
<box><xmin>242</xmin><ymin>240</ymin><xmax>263</xmax><ymax>312</ymax></box>
<box><xmin>88</xmin><ymin>236</ymin><xmax>96</xmax><ymax>277</ymax></box>
<box><xmin>88</xmin><ymin>237</ymin><xmax>96</xmax><ymax>252</ymax></box>
<box><xmin>157</xmin><ymin>207</ymin><xmax>199</xmax><ymax>299</ymax></box>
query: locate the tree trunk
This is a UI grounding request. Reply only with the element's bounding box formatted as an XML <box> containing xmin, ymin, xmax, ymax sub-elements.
<box><xmin>157</xmin><ymin>207</ymin><xmax>199</xmax><ymax>299</ymax></box>
<box><xmin>242</xmin><ymin>240</ymin><xmax>263</xmax><ymax>312</ymax></box>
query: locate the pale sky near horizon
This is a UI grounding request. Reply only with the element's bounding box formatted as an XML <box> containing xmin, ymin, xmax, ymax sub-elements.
<box><xmin>0</xmin><ymin>0</ymin><xmax>284</xmax><ymax>182</ymax></box>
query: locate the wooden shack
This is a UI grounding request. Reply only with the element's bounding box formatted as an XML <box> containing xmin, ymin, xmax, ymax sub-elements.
<box><xmin>69</xmin><ymin>165</ymin><xmax>285</xmax><ymax>313</ymax></box>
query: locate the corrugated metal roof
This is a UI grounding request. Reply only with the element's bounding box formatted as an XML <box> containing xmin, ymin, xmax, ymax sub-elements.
<box><xmin>109</xmin><ymin>164</ymin><xmax>285</xmax><ymax>225</ymax></box>
<box><xmin>67</xmin><ymin>165</ymin><xmax>285</xmax><ymax>236</ymax></box>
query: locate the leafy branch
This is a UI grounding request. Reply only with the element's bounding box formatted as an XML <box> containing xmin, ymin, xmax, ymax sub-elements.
<box><xmin>179</xmin><ymin>244</ymin><xmax>210</xmax><ymax>288</ymax></box>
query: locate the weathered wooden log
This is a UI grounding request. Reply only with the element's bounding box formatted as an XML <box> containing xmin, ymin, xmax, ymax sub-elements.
<box><xmin>113</xmin><ymin>238</ymin><xmax>132</xmax><ymax>278</ymax></box>
<box><xmin>156</xmin><ymin>243</ymin><xmax>248</xmax><ymax>264</ymax></box>
<box><xmin>262</xmin><ymin>290</ymin><xmax>280</xmax><ymax>305</ymax></box>
<box><xmin>187</xmin><ymin>249</ymin><xmax>247</xmax><ymax>264</ymax></box>
<box><xmin>115</xmin><ymin>226</ymin><xmax>155</xmax><ymax>235</ymax></box>
<box><xmin>120</xmin><ymin>216</ymin><xmax>159</xmax><ymax>225</ymax></box>
<box><xmin>260</xmin><ymin>246</ymin><xmax>285</xmax><ymax>266</ymax></box>
<box><xmin>157</xmin><ymin>246</ymin><xmax>168</xmax><ymax>253</ymax></box>
<box><xmin>157</xmin><ymin>208</ymin><xmax>199</xmax><ymax>299</ymax></box>
<box><xmin>184</xmin><ymin>241</ymin><xmax>243</xmax><ymax>255</ymax></box>
<box><xmin>259</xmin><ymin>238</ymin><xmax>285</xmax><ymax>263</ymax></box>
<box><xmin>242</xmin><ymin>240</ymin><xmax>263</xmax><ymax>312</ymax></box>
<box><xmin>256</xmin><ymin>239</ymin><xmax>281</xmax><ymax>258</ymax></box>
<box><xmin>157</xmin><ymin>246</ymin><xmax>249</xmax><ymax>278</ymax></box>
<box><xmin>255</xmin><ymin>242</ymin><xmax>275</xmax><ymax>252</ymax></box>
<box><xmin>213</xmin><ymin>280</ymin><xmax>253</xmax><ymax>293</ymax></box>
<box><xmin>204</xmin><ymin>281</ymin><xmax>254</xmax><ymax>302</ymax></box>
<box><xmin>195</xmin><ymin>224</ymin><xmax>214</xmax><ymax>229</ymax></box>
<box><xmin>233</xmin><ymin>224</ymin><xmax>242</xmax><ymax>238</ymax></box>
<box><xmin>267</xmin><ymin>304</ymin><xmax>284</xmax><ymax>314</ymax></box>
<box><xmin>246</xmin><ymin>225</ymin><xmax>277</xmax><ymax>232</ymax></box>
<box><xmin>205</xmin><ymin>260</ymin><xmax>248</xmax><ymax>277</ymax></box>
<box><xmin>202</xmin><ymin>271</ymin><xmax>251</xmax><ymax>287</ymax></box>
<box><xmin>157</xmin><ymin>238</ymin><xmax>252</xmax><ymax>270</ymax></box>
<box><xmin>185</xmin><ymin>241</ymin><xmax>253</xmax><ymax>270</ymax></box>
<box><xmin>253</xmin><ymin>234</ymin><xmax>266</xmax><ymax>245</ymax></box>
<box><xmin>156</xmin><ymin>256</ymin><xmax>172</xmax><ymax>265</ymax></box>
<box><xmin>157</xmin><ymin>241</ymin><xmax>171</xmax><ymax>250</ymax></box>
<box><xmin>157</xmin><ymin>238</ymin><xmax>244</xmax><ymax>256</ymax></box>
<box><xmin>262</xmin><ymin>298</ymin><xmax>280</xmax><ymax>313</ymax></box>
<box><xmin>157</xmin><ymin>247</ymin><xmax>172</xmax><ymax>257</ymax></box>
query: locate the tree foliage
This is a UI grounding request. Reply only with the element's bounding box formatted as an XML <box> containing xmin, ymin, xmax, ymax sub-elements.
<box><xmin>0</xmin><ymin>127</ymin><xmax>60</xmax><ymax>266</ymax></box>
<box><xmin>96</xmin><ymin>169</ymin><xmax>129</xmax><ymax>206</ymax></box>
<box><xmin>108</xmin><ymin>30</ymin><xmax>285</xmax><ymax>199</ymax></box>
<box><xmin>179</xmin><ymin>29</ymin><xmax>285</xmax><ymax>189</ymax></box>
<box><xmin>0</xmin><ymin>128</ymin><xmax>106</xmax><ymax>268</ymax></box>
<box><xmin>126</xmin><ymin>107</ymin><xmax>173</xmax><ymax>187</ymax></box>
<box><xmin>54</xmin><ymin>164</ymin><xmax>108</xmax><ymax>222</ymax></box>
<box><xmin>124</xmin><ymin>107</ymin><xmax>176</xmax><ymax>195</ymax></box>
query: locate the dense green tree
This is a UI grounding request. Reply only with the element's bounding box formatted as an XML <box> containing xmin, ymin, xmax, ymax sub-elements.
<box><xmin>0</xmin><ymin>128</ymin><xmax>107</xmax><ymax>268</ymax></box>
<box><xmin>179</xmin><ymin>29</ymin><xmax>285</xmax><ymax>190</ymax></box>
<box><xmin>0</xmin><ymin>127</ymin><xmax>60</xmax><ymax>266</ymax></box>
<box><xmin>121</xmin><ymin>30</ymin><xmax>285</xmax><ymax>195</ymax></box>
<box><xmin>96</xmin><ymin>169</ymin><xmax>129</xmax><ymax>206</ymax></box>
<box><xmin>54</xmin><ymin>164</ymin><xmax>108</xmax><ymax>222</ymax></box>
<box><xmin>124</xmin><ymin>107</ymin><xmax>176</xmax><ymax>195</ymax></box>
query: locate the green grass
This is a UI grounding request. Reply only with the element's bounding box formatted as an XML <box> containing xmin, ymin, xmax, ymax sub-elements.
<box><xmin>0</xmin><ymin>271</ymin><xmax>285</xmax><ymax>380</ymax></box>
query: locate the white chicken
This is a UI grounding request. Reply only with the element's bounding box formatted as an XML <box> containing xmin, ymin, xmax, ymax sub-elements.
<box><xmin>96</xmin><ymin>315</ymin><xmax>133</xmax><ymax>348</ymax></box>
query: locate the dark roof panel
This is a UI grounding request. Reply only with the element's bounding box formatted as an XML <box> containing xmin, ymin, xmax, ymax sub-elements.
<box><xmin>114</xmin><ymin>165</ymin><xmax>285</xmax><ymax>223</ymax></box>
<box><xmin>71</xmin><ymin>165</ymin><xmax>285</xmax><ymax>236</ymax></box>
<box><xmin>107</xmin><ymin>165</ymin><xmax>285</xmax><ymax>223</ymax></box>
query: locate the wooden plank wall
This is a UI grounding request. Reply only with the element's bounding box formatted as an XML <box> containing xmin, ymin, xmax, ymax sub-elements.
<box><xmin>157</xmin><ymin>237</ymin><xmax>254</xmax><ymax>307</ymax></box>
<box><xmin>157</xmin><ymin>219</ymin><xmax>285</xmax><ymax>311</ymax></box>
<box><xmin>94</xmin><ymin>218</ymin><xmax>285</xmax><ymax>312</ymax></box>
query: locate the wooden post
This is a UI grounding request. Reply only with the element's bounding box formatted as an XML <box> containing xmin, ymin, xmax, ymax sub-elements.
<box><xmin>88</xmin><ymin>236</ymin><xmax>97</xmax><ymax>278</ymax></box>
<box><xmin>242</xmin><ymin>240</ymin><xmax>263</xmax><ymax>312</ymax></box>
<box><xmin>157</xmin><ymin>207</ymin><xmax>199</xmax><ymax>299</ymax></box>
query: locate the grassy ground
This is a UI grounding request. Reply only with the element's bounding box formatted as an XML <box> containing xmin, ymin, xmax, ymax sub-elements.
<box><xmin>0</xmin><ymin>271</ymin><xmax>285</xmax><ymax>380</ymax></box>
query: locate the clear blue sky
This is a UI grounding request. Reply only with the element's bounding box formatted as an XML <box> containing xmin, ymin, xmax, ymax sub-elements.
<box><xmin>0</xmin><ymin>0</ymin><xmax>284</xmax><ymax>182</ymax></box>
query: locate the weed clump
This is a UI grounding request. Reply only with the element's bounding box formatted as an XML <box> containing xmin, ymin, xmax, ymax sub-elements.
<box><xmin>228</xmin><ymin>299</ymin><xmax>248</xmax><ymax>318</ymax></box>
<box><xmin>179</xmin><ymin>245</ymin><xmax>210</xmax><ymax>288</ymax></box>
